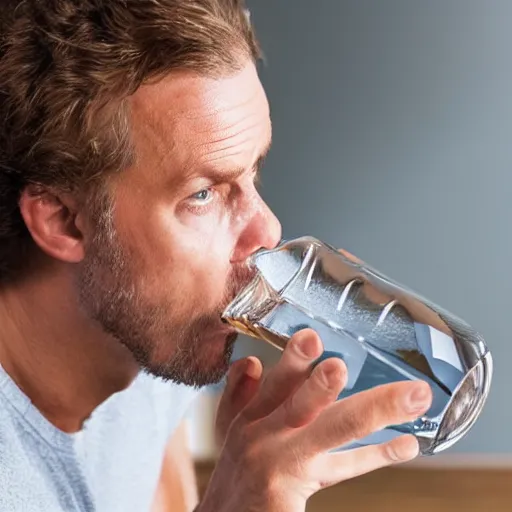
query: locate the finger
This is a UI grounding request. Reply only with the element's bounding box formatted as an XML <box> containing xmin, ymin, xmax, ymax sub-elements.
<box><xmin>278</xmin><ymin>357</ymin><xmax>347</xmax><ymax>429</ymax></box>
<box><xmin>312</xmin><ymin>434</ymin><xmax>419</xmax><ymax>487</ymax></box>
<box><xmin>242</xmin><ymin>328</ymin><xmax>324</xmax><ymax>422</ymax></box>
<box><xmin>298</xmin><ymin>380</ymin><xmax>432</xmax><ymax>456</ymax></box>
<box><xmin>215</xmin><ymin>357</ymin><xmax>263</xmax><ymax>444</ymax></box>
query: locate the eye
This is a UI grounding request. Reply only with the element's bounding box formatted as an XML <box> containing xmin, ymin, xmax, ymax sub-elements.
<box><xmin>190</xmin><ymin>188</ymin><xmax>214</xmax><ymax>204</ymax></box>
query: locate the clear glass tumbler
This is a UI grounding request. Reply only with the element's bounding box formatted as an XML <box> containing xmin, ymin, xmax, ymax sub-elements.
<box><xmin>222</xmin><ymin>236</ymin><xmax>493</xmax><ymax>455</ymax></box>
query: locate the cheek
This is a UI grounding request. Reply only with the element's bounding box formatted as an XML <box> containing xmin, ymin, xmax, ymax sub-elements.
<box><xmin>113</xmin><ymin>189</ymin><xmax>239</xmax><ymax>304</ymax></box>
<box><xmin>130</xmin><ymin>206</ymin><xmax>234</xmax><ymax>301</ymax></box>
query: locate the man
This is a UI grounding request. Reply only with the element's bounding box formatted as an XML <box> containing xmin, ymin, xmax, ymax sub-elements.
<box><xmin>0</xmin><ymin>1</ymin><xmax>432</xmax><ymax>511</ymax></box>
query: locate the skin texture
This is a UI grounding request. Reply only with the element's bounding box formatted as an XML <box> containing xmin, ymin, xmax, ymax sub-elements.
<box><xmin>0</xmin><ymin>61</ymin><xmax>279</xmax><ymax>432</ymax></box>
<box><xmin>0</xmin><ymin>59</ymin><xmax>433</xmax><ymax>510</ymax></box>
<box><xmin>204</xmin><ymin>330</ymin><xmax>432</xmax><ymax>512</ymax></box>
<box><xmin>75</xmin><ymin>63</ymin><xmax>278</xmax><ymax>388</ymax></box>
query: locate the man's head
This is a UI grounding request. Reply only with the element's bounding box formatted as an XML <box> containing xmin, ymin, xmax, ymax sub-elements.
<box><xmin>0</xmin><ymin>1</ymin><xmax>281</xmax><ymax>387</ymax></box>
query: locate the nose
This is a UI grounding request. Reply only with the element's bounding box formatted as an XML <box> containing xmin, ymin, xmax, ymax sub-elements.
<box><xmin>231</xmin><ymin>199</ymin><xmax>282</xmax><ymax>264</ymax></box>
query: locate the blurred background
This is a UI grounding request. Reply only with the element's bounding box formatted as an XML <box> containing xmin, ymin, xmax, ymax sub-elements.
<box><xmin>189</xmin><ymin>1</ymin><xmax>512</xmax><ymax>509</ymax></box>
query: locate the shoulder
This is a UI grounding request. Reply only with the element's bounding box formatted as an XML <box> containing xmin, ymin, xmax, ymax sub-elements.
<box><xmin>0</xmin><ymin>403</ymin><xmax>69</xmax><ymax>511</ymax></box>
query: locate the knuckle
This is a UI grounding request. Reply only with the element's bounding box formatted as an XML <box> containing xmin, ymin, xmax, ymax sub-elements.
<box><xmin>314</xmin><ymin>358</ymin><xmax>346</xmax><ymax>395</ymax></box>
<box><xmin>306</xmin><ymin>360</ymin><xmax>344</xmax><ymax>403</ymax></box>
<box><xmin>333</xmin><ymin>407</ymin><xmax>368</xmax><ymax>441</ymax></box>
<box><xmin>369</xmin><ymin>385</ymin><xmax>406</xmax><ymax>422</ymax></box>
<box><xmin>282</xmin><ymin>392</ymin><xmax>298</xmax><ymax>420</ymax></box>
<box><xmin>336</xmin><ymin>384</ymin><xmax>411</xmax><ymax>442</ymax></box>
<box><xmin>226</xmin><ymin>421</ymin><xmax>261</xmax><ymax>458</ymax></box>
<box><xmin>282</xmin><ymin>392</ymin><xmax>305</xmax><ymax>429</ymax></box>
<box><xmin>345</xmin><ymin>410</ymin><xmax>370</xmax><ymax>440</ymax></box>
<box><xmin>281</xmin><ymin>375</ymin><xmax>333</xmax><ymax>429</ymax></box>
<box><xmin>312</xmin><ymin>365</ymin><xmax>331</xmax><ymax>392</ymax></box>
<box><xmin>238</xmin><ymin>439</ymin><xmax>284</xmax><ymax>488</ymax></box>
<box><xmin>338</xmin><ymin>391</ymin><xmax>394</xmax><ymax>441</ymax></box>
<box><xmin>388</xmin><ymin>386</ymin><xmax>408</xmax><ymax>415</ymax></box>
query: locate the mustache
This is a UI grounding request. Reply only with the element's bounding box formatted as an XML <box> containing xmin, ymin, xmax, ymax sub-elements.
<box><xmin>223</xmin><ymin>262</ymin><xmax>258</xmax><ymax>308</ymax></box>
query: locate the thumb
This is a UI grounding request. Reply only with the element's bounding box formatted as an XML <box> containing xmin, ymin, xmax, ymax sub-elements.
<box><xmin>215</xmin><ymin>356</ymin><xmax>263</xmax><ymax>446</ymax></box>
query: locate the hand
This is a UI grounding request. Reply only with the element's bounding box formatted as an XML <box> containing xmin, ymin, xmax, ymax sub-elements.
<box><xmin>198</xmin><ymin>328</ymin><xmax>432</xmax><ymax>512</ymax></box>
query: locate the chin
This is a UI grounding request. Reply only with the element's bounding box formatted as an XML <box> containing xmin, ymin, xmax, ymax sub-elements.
<box><xmin>142</xmin><ymin>330</ymin><xmax>239</xmax><ymax>388</ymax></box>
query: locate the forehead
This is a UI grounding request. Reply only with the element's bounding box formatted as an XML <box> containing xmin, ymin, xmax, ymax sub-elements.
<box><xmin>129</xmin><ymin>62</ymin><xmax>271</xmax><ymax>179</ymax></box>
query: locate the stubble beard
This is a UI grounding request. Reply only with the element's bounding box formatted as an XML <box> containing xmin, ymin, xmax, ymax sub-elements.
<box><xmin>75</xmin><ymin>195</ymin><xmax>254</xmax><ymax>388</ymax></box>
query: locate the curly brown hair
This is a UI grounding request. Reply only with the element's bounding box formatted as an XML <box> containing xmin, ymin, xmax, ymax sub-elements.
<box><xmin>0</xmin><ymin>0</ymin><xmax>260</xmax><ymax>283</ymax></box>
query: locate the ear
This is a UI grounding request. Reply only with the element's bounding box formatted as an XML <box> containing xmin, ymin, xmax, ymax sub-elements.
<box><xmin>18</xmin><ymin>186</ymin><xmax>86</xmax><ymax>264</ymax></box>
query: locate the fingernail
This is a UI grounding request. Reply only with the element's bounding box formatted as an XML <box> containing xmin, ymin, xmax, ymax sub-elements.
<box><xmin>407</xmin><ymin>383</ymin><xmax>432</xmax><ymax>412</ymax></box>
<box><xmin>319</xmin><ymin>365</ymin><xmax>339</xmax><ymax>389</ymax></box>
<box><xmin>296</xmin><ymin>333</ymin><xmax>319</xmax><ymax>358</ymax></box>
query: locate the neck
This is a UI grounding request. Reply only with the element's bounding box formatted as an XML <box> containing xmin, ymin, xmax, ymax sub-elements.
<box><xmin>0</xmin><ymin>268</ymin><xmax>140</xmax><ymax>433</ymax></box>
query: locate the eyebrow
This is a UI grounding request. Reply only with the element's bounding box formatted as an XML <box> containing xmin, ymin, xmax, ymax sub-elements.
<box><xmin>198</xmin><ymin>138</ymin><xmax>272</xmax><ymax>185</ymax></box>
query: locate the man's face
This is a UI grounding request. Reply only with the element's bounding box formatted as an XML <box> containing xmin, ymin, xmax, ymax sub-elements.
<box><xmin>77</xmin><ymin>61</ymin><xmax>281</xmax><ymax>387</ymax></box>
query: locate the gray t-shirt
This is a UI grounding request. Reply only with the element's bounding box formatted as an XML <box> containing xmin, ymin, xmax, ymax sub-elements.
<box><xmin>0</xmin><ymin>364</ymin><xmax>200</xmax><ymax>511</ymax></box>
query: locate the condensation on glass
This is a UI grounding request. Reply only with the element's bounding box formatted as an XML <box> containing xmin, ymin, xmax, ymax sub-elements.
<box><xmin>222</xmin><ymin>236</ymin><xmax>493</xmax><ymax>456</ymax></box>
